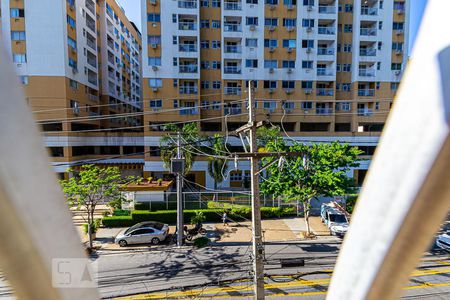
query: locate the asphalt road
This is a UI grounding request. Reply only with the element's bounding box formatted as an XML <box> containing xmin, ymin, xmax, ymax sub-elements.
<box><xmin>92</xmin><ymin>237</ymin><xmax>450</xmax><ymax>299</ymax></box>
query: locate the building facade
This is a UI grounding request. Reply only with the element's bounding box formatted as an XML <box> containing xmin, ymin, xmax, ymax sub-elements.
<box><xmin>0</xmin><ymin>0</ymin><xmax>144</xmax><ymax>178</ymax></box>
<box><xmin>141</xmin><ymin>0</ymin><xmax>409</xmax><ymax>188</ymax></box>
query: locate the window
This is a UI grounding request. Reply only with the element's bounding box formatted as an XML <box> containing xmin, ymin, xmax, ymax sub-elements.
<box><xmin>212</xmin><ymin>61</ymin><xmax>221</xmax><ymax>69</ymax></box>
<box><xmin>375</xmin><ymin>102</ymin><xmax>380</xmax><ymax>110</ymax></box>
<box><xmin>10</xmin><ymin>8</ymin><xmax>25</xmax><ymax>18</ymax></box>
<box><xmin>147</xmin><ymin>13</ymin><xmax>161</xmax><ymax>22</ymax></box>
<box><xmin>344</xmin><ymin>4</ymin><xmax>353</xmax><ymax>12</ymax></box>
<box><xmin>379</xmin><ymin>21</ymin><xmax>383</xmax><ymax>30</ymax></box>
<box><xmin>200</xmin><ymin>40</ymin><xmax>210</xmax><ymax>49</ymax></box>
<box><xmin>212</xmin><ymin>81</ymin><xmax>221</xmax><ymax>89</ymax></box>
<box><xmin>173</xmin><ymin>58</ymin><xmax>178</xmax><ymax>66</ymax></box>
<box><xmin>336</xmin><ymin>102</ymin><xmax>351</xmax><ymax>111</ymax></box>
<box><xmin>246</xmin><ymin>38</ymin><xmax>258</xmax><ymax>47</ymax></box>
<box><xmin>284</xmin><ymin>0</ymin><xmax>297</xmax><ymax>5</ymax></box>
<box><xmin>265</xmin><ymin>18</ymin><xmax>278</xmax><ymax>26</ymax></box>
<box><xmin>149</xmin><ymin>78</ymin><xmax>162</xmax><ymax>87</ymax></box>
<box><xmin>212</xmin><ymin>0</ymin><xmax>221</xmax><ymax>7</ymax></box>
<box><xmin>201</xmin><ymin>0</ymin><xmax>209</xmax><ymax>7</ymax></box>
<box><xmin>264</xmin><ymin>60</ymin><xmax>277</xmax><ymax>68</ymax></box>
<box><xmin>301</xmin><ymin>81</ymin><xmax>313</xmax><ymax>89</ymax></box>
<box><xmin>282</xmin><ymin>60</ymin><xmax>295</xmax><ymax>68</ymax></box>
<box><xmin>301</xmin><ymin>102</ymin><xmax>313</xmax><ymax>110</ymax></box>
<box><xmin>302</xmin><ymin>19</ymin><xmax>314</xmax><ymax>28</ymax></box>
<box><xmin>264</xmin><ymin>39</ymin><xmax>277</xmax><ymax>47</ymax></box>
<box><xmin>173</xmin><ymin>36</ymin><xmax>177</xmax><ymax>45</ymax></box>
<box><xmin>172</xmin><ymin>14</ymin><xmax>177</xmax><ymax>23</ymax></box>
<box><xmin>343</xmin><ymin>44</ymin><xmax>352</xmax><ymax>52</ymax></box>
<box><xmin>282</xmin><ymin>81</ymin><xmax>295</xmax><ymax>89</ymax></box>
<box><xmin>68</xmin><ymin>58</ymin><xmax>77</xmax><ymax>69</ymax></box>
<box><xmin>391</xmin><ymin>63</ymin><xmax>402</xmax><ymax>71</ymax></box>
<box><xmin>246</xmin><ymin>59</ymin><xmax>258</xmax><ymax>68</ymax></box>
<box><xmin>212</xmin><ymin>40</ymin><xmax>221</xmax><ymax>48</ymax></box>
<box><xmin>148</xmin><ymin>57</ymin><xmax>161</xmax><ymax>66</ymax></box>
<box><xmin>263</xmin><ymin>81</ymin><xmax>277</xmax><ymax>89</ymax></box>
<box><xmin>263</xmin><ymin>101</ymin><xmax>277</xmax><ymax>110</ymax></box>
<box><xmin>11</xmin><ymin>31</ymin><xmax>26</xmax><ymax>41</ymax></box>
<box><xmin>13</xmin><ymin>54</ymin><xmax>27</xmax><ymax>63</ymax></box>
<box><xmin>342</xmin><ymin>64</ymin><xmax>351</xmax><ymax>72</ymax></box>
<box><xmin>394</xmin><ymin>1</ymin><xmax>405</xmax><ymax>10</ymax></box>
<box><xmin>266</xmin><ymin>0</ymin><xmax>278</xmax><ymax>4</ymax></box>
<box><xmin>148</xmin><ymin>36</ymin><xmax>161</xmax><ymax>45</ymax></box>
<box><xmin>393</xmin><ymin>22</ymin><xmax>404</xmax><ymax>30</ymax></box>
<box><xmin>230</xmin><ymin>171</ymin><xmax>243</xmax><ymax>182</ymax></box>
<box><xmin>69</xmin><ymin>79</ymin><xmax>78</xmax><ymax>89</ymax></box>
<box><xmin>282</xmin><ymin>39</ymin><xmax>296</xmax><ymax>48</ymax></box>
<box><xmin>19</xmin><ymin>76</ymin><xmax>28</xmax><ymax>85</ymax></box>
<box><xmin>67</xmin><ymin>15</ymin><xmax>76</xmax><ymax>28</ymax></box>
<box><xmin>67</xmin><ymin>37</ymin><xmax>77</xmax><ymax>50</ymax></box>
<box><xmin>344</xmin><ymin>24</ymin><xmax>353</xmax><ymax>33</ymax></box>
<box><xmin>201</xmin><ymin>20</ymin><xmax>210</xmax><ymax>28</ymax></box>
<box><xmin>283</xmin><ymin>18</ymin><xmax>297</xmax><ymax>27</ymax></box>
<box><xmin>173</xmin><ymin>79</ymin><xmax>178</xmax><ymax>87</ymax></box>
<box><xmin>302</xmin><ymin>61</ymin><xmax>313</xmax><ymax>69</ymax></box>
<box><xmin>337</xmin><ymin>43</ymin><xmax>341</xmax><ymax>52</ymax></box>
<box><xmin>377</xmin><ymin>62</ymin><xmax>381</xmax><ymax>70</ymax></box>
<box><xmin>201</xmin><ymin>81</ymin><xmax>210</xmax><ymax>89</ymax></box>
<box><xmin>342</xmin><ymin>83</ymin><xmax>351</xmax><ymax>91</ymax></box>
<box><xmin>247</xmin><ymin>0</ymin><xmax>259</xmax><ymax>4</ymax></box>
<box><xmin>302</xmin><ymin>40</ymin><xmax>314</xmax><ymax>48</ymax></box>
<box><xmin>212</xmin><ymin>20</ymin><xmax>221</xmax><ymax>28</ymax></box>
<box><xmin>149</xmin><ymin>100</ymin><xmax>162</xmax><ymax>108</ymax></box>
<box><xmin>201</xmin><ymin>61</ymin><xmax>210</xmax><ymax>69</ymax></box>
<box><xmin>391</xmin><ymin>82</ymin><xmax>399</xmax><ymax>91</ymax></box>
<box><xmin>246</xmin><ymin>17</ymin><xmax>258</xmax><ymax>25</ymax></box>
<box><xmin>303</xmin><ymin>0</ymin><xmax>314</xmax><ymax>6</ymax></box>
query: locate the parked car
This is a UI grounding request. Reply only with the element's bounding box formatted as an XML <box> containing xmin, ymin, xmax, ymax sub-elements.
<box><xmin>321</xmin><ymin>203</ymin><xmax>349</xmax><ymax>237</ymax></box>
<box><xmin>115</xmin><ymin>222</ymin><xmax>169</xmax><ymax>247</ymax></box>
<box><xmin>436</xmin><ymin>231</ymin><xmax>450</xmax><ymax>252</ymax></box>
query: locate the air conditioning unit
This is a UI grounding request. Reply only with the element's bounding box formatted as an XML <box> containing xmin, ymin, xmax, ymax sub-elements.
<box><xmin>250</xmin><ymin>25</ymin><xmax>256</xmax><ymax>31</ymax></box>
<box><xmin>152</xmin><ymin>65</ymin><xmax>159</xmax><ymax>71</ymax></box>
<box><xmin>152</xmin><ymin>87</ymin><xmax>159</xmax><ymax>92</ymax></box>
<box><xmin>307</xmin><ymin>5</ymin><xmax>313</xmax><ymax>11</ymax></box>
<box><xmin>151</xmin><ymin>43</ymin><xmax>158</xmax><ymax>49</ymax></box>
<box><xmin>306</xmin><ymin>27</ymin><xmax>313</xmax><ymax>33</ymax></box>
<box><xmin>306</xmin><ymin>47</ymin><xmax>312</xmax><ymax>53</ymax></box>
<box><xmin>395</xmin><ymin>50</ymin><xmax>403</xmax><ymax>55</ymax></box>
<box><xmin>269</xmin><ymin>4</ymin><xmax>276</xmax><ymax>10</ymax></box>
<box><xmin>269</xmin><ymin>26</ymin><xmax>275</xmax><ymax>31</ymax></box>
<box><xmin>287</xmin><ymin>47</ymin><xmax>293</xmax><ymax>53</ymax></box>
<box><xmin>269</xmin><ymin>68</ymin><xmax>274</xmax><ymax>73</ymax></box>
<box><xmin>286</xmin><ymin>5</ymin><xmax>294</xmax><ymax>10</ymax></box>
<box><xmin>305</xmin><ymin>68</ymin><xmax>311</xmax><ymax>73</ymax></box>
<box><xmin>287</xmin><ymin>26</ymin><xmax>295</xmax><ymax>32</ymax></box>
<box><xmin>395</xmin><ymin>70</ymin><xmax>401</xmax><ymax>76</ymax></box>
<box><xmin>269</xmin><ymin>47</ymin><xmax>275</xmax><ymax>53</ymax></box>
<box><xmin>287</xmin><ymin>68</ymin><xmax>293</xmax><ymax>74</ymax></box>
<box><xmin>285</xmin><ymin>89</ymin><xmax>293</xmax><ymax>94</ymax></box>
<box><xmin>269</xmin><ymin>88</ymin><xmax>275</xmax><ymax>94</ymax></box>
<box><xmin>397</xmin><ymin>10</ymin><xmax>404</xmax><ymax>15</ymax></box>
<box><xmin>150</xmin><ymin>0</ymin><xmax>157</xmax><ymax>5</ymax></box>
<box><xmin>72</xmin><ymin>102</ymin><xmax>80</xmax><ymax>115</ymax></box>
<box><xmin>305</xmin><ymin>89</ymin><xmax>312</xmax><ymax>94</ymax></box>
<box><xmin>396</xmin><ymin>29</ymin><xmax>404</xmax><ymax>35</ymax></box>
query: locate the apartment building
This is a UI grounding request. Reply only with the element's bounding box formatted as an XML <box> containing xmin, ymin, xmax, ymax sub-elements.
<box><xmin>142</xmin><ymin>0</ymin><xmax>409</xmax><ymax>188</ymax></box>
<box><xmin>0</xmin><ymin>0</ymin><xmax>144</xmax><ymax>178</ymax></box>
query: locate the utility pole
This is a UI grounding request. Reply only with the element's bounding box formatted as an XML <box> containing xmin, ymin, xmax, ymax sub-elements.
<box><xmin>174</xmin><ymin>131</ymin><xmax>184</xmax><ymax>246</ymax></box>
<box><xmin>248</xmin><ymin>81</ymin><xmax>265</xmax><ymax>299</ymax></box>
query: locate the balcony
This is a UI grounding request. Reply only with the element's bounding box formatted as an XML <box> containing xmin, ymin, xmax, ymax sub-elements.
<box><xmin>178</xmin><ymin>0</ymin><xmax>197</xmax><ymax>9</ymax></box>
<box><xmin>179</xmin><ymin>86</ymin><xmax>198</xmax><ymax>94</ymax></box>
<box><xmin>359</xmin><ymin>69</ymin><xmax>376</xmax><ymax>77</ymax></box>
<box><xmin>361</xmin><ymin>7</ymin><xmax>378</xmax><ymax>16</ymax></box>
<box><xmin>357</xmin><ymin>108</ymin><xmax>373</xmax><ymax>116</ymax></box>
<box><xmin>360</xmin><ymin>48</ymin><xmax>377</xmax><ymax>56</ymax></box>
<box><xmin>179</xmin><ymin>107</ymin><xmax>199</xmax><ymax>115</ymax></box>
<box><xmin>360</xmin><ymin>28</ymin><xmax>377</xmax><ymax>36</ymax></box>
<box><xmin>224</xmin><ymin>45</ymin><xmax>242</xmax><ymax>53</ymax></box>
<box><xmin>318</xmin><ymin>26</ymin><xmax>335</xmax><ymax>35</ymax></box>
<box><xmin>316</xmin><ymin>108</ymin><xmax>333</xmax><ymax>115</ymax></box>
<box><xmin>317</xmin><ymin>68</ymin><xmax>334</xmax><ymax>76</ymax></box>
<box><xmin>318</xmin><ymin>5</ymin><xmax>336</xmax><ymax>14</ymax></box>
<box><xmin>358</xmin><ymin>89</ymin><xmax>375</xmax><ymax>96</ymax></box>
<box><xmin>224</xmin><ymin>107</ymin><xmax>242</xmax><ymax>115</ymax></box>
<box><xmin>224</xmin><ymin>87</ymin><xmax>242</xmax><ymax>95</ymax></box>
<box><xmin>224</xmin><ymin>66</ymin><xmax>241</xmax><ymax>74</ymax></box>
<box><xmin>318</xmin><ymin>48</ymin><xmax>334</xmax><ymax>55</ymax></box>
<box><xmin>316</xmin><ymin>88</ymin><xmax>334</xmax><ymax>96</ymax></box>
<box><xmin>179</xmin><ymin>65</ymin><xmax>198</xmax><ymax>73</ymax></box>
<box><xmin>179</xmin><ymin>22</ymin><xmax>197</xmax><ymax>31</ymax></box>
<box><xmin>224</xmin><ymin>23</ymin><xmax>242</xmax><ymax>32</ymax></box>
<box><xmin>224</xmin><ymin>1</ymin><xmax>242</xmax><ymax>10</ymax></box>
<box><xmin>179</xmin><ymin>44</ymin><xmax>197</xmax><ymax>52</ymax></box>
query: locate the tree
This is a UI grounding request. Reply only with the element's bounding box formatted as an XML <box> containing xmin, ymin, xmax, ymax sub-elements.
<box><xmin>260</xmin><ymin>138</ymin><xmax>362</xmax><ymax>236</ymax></box>
<box><xmin>207</xmin><ymin>134</ymin><xmax>229</xmax><ymax>197</ymax></box>
<box><xmin>256</xmin><ymin>125</ymin><xmax>281</xmax><ymax>151</ymax></box>
<box><xmin>60</xmin><ymin>164</ymin><xmax>135</xmax><ymax>249</ymax></box>
<box><xmin>160</xmin><ymin>123</ymin><xmax>200</xmax><ymax>175</ymax></box>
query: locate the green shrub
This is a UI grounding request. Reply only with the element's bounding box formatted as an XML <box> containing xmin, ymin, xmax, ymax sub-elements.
<box><xmin>113</xmin><ymin>209</ymin><xmax>131</xmax><ymax>216</ymax></box>
<box><xmin>191</xmin><ymin>211</ymin><xmax>206</xmax><ymax>225</ymax></box>
<box><xmin>82</xmin><ymin>219</ymin><xmax>101</xmax><ymax>234</ymax></box>
<box><xmin>193</xmin><ymin>237</ymin><xmax>210</xmax><ymax>248</ymax></box>
<box><xmin>102</xmin><ymin>216</ymin><xmax>133</xmax><ymax>227</ymax></box>
<box><xmin>134</xmin><ymin>202</ymin><xmax>150</xmax><ymax>210</ymax></box>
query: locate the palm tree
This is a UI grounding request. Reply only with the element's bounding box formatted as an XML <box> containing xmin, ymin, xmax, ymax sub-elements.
<box><xmin>160</xmin><ymin>123</ymin><xmax>200</xmax><ymax>175</ymax></box>
<box><xmin>207</xmin><ymin>134</ymin><xmax>229</xmax><ymax>200</ymax></box>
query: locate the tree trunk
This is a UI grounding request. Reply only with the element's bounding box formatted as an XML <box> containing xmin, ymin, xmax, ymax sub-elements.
<box><xmin>214</xmin><ymin>181</ymin><xmax>218</xmax><ymax>202</ymax></box>
<box><xmin>88</xmin><ymin>204</ymin><xmax>94</xmax><ymax>250</ymax></box>
<box><xmin>303</xmin><ymin>201</ymin><xmax>311</xmax><ymax>236</ymax></box>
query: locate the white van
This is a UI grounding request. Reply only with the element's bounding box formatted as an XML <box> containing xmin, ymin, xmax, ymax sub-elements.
<box><xmin>321</xmin><ymin>203</ymin><xmax>349</xmax><ymax>237</ymax></box>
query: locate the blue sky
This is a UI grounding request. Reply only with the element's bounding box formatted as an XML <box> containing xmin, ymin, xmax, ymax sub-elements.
<box><xmin>116</xmin><ymin>0</ymin><xmax>428</xmax><ymax>53</ymax></box>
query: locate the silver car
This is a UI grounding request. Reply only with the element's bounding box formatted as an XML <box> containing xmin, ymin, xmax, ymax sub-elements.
<box><xmin>115</xmin><ymin>224</ymin><xmax>169</xmax><ymax>247</ymax></box>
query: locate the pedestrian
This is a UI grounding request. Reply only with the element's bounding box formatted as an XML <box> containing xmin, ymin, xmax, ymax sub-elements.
<box><xmin>222</xmin><ymin>211</ymin><xmax>228</xmax><ymax>226</ymax></box>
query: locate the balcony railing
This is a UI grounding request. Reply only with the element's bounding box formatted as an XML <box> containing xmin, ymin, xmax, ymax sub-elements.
<box><xmin>179</xmin><ymin>44</ymin><xmax>197</xmax><ymax>52</ymax></box>
<box><xmin>87</xmin><ymin>58</ymin><xmax>97</xmax><ymax>68</ymax></box>
<box><xmin>359</xmin><ymin>69</ymin><xmax>376</xmax><ymax>77</ymax></box>
<box><xmin>360</xmin><ymin>48</ymin><xmax>377</xmax><ymax>56</ymax></box>
<box><xmin>178</xmin><ymin>0</ymin><xmax>197</xmax><ymax>9</ymax></box>
<box><xmin>360</xmin><ymin>28</ymin><xmax>377</xmax><ymax>36</ymax></box>
<box><xmin>224</xmin><ymin>66</ymin><xmax>242</xmax><ymax>74</ymax></box>
<box><xmin>318</xmin><ymin>26</ymin><xmax>335</xmax><ymax>35</ymax></box>
<box><xmin>358</xmin><ymin>89</ymin><xmax>375</xmax><ymax>96</ymax></box>
<box><xmin>317</xmin><ymin>68</ymin><xmax>334</xmax><ymax>76</ymax></box>
<box><xmin>179</xmin><ymin>107</ymin><xmax>199</xmax><ymax>115</ymax></box>
<box><xmin>88</xmin><ymin>38</ymin><xmax>97</xmax><ymax>50</ymax></box>
<box><xmin>224</xmin><ymin>23</ymin><xmax>242</xmax><ymax>32</ymax></box>
<box><xmin>224</xmin><ymin>107</ymin><xmax>242</xmax><ymax>115</ymax></box>
<box><xmin>357</xmin><ymin>108</ymin><xmax>373</xmax><ymax>116</ymax></box>
<box><xmin>224</xmin><ymin>87</ymin><xmax>242</xmax><ymax>95</ymax></box>
<box><xmin>361</xmin><ymin>7</ymin><xmax>378</xmax><ymax>16</ymax></box>
<box><xmin>179</xmin><ymin>86</ymin><xmax>198</xmax><ymax>94</ymax></box>
<box><xmin>316</xmin><ymin>108</ymin><xmax>333</xmax><ymax>115</ymax></box>
<box><xmin>224</xmin><ymin>45</ymin><xmax>242</xmax><ymax>53</ymax></box>
<box><xmin>224</xmin><ymin>1</ymin><xmax>242</xmax><ymax>10</ymax></box>
<box><xmin>318</xmin><ymin>48</ymin><xmax>335</xmax><ymax>55</ymax></box>
<box><xmin>318</xmin><ymin>6</ymin><xmax>336</xmax><ymax>14</ymax></box>
<box><xmin>179</xmin><ymin>22</ymin><xmax>197</xmax><ymax>30</ymax></box>
<box><xmin>179</xmin><ymin>65</ymin><xmax>198</xmax><ymax>73</ymax></box>
<box><xmin>86</xmin><ymin>20</ymin><xmax>96</xmax><ymax>32</ymax></box>
<box><xmin>316</xmin><ymin>88</ymin><xmax>334</xmax><ymax>96</ymax></box>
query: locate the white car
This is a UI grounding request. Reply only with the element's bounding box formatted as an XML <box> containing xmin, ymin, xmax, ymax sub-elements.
<box><xmin>436</xmin><ymin>231</ymin><xmax>450</xmax><ymax>251</ymax></box>
<box><xmin>115</xmin><ymin>222</ymin><xmax>169</xmax><ymax>247</ymax></box>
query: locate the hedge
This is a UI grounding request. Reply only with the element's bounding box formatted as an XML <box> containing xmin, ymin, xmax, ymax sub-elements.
<box><xmin>102</xmin><ymin>206</ymin><xmax>297</xmax><ymax>227</ymax></box>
